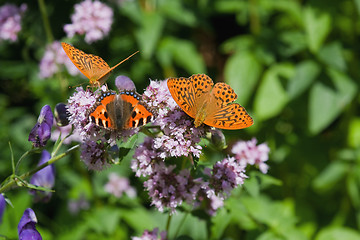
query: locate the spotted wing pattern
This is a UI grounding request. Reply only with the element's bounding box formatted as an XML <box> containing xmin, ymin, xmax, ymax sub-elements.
<box><xmin>61</xmin><ymin>42</ymin><xmax>111</xmax><ymax>86</ymax></box>
<box><xmin>167</xmin><ymin>74</ymin><xmax>253</xmax><ymax>130</ymax></box>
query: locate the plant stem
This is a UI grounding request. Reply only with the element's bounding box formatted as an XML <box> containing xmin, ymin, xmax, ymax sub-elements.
<box><xmin>38</xmin><ymin>0</ymin><xmax>54</xmax><ymax>43</ymax></box>
<box><xmin>0</xmin><ymin>144</ymin><xmax>79</xmax><ymax>194</ymax></box>
<box><xmin>166</xmin><ymin>214</ymin><xmax>172</xmax><ymax>234</ymax></box>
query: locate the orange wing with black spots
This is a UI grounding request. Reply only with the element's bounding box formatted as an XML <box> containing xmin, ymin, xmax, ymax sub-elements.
<box><xmin>167</xmin><ymin>74</ymin><xmax>253</xmax><ymax>130</ymax></box>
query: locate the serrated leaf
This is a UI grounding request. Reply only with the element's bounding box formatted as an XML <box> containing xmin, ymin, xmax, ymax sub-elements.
<box><xmin>224</xmin><ymin>51</ymin><xmax>262</xmax><ymax>105</ymax></box>
<box><xmin>287</xmin><ymin>60</ymin><xmax>320</xmax><ymax>99</ymax></box>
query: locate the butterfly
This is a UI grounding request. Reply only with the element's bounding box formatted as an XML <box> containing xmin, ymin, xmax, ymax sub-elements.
<box><xmin>167</xmin><ymin>74</ymin><xmax>253</xmax><ymax>130</ymax></box>
<box><xmin>88</xmin><ymin>90</ymin><xmax>153</xmax><ymax>130</ymax></box>
<box><xmin>61</xmin><ymin>42</ymin><xmax>138</xmax><ymax>87</ymax></box>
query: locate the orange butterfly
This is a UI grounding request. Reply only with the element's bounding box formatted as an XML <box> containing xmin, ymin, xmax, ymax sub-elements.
<box><xmin>61</xmin><ymin>42</ymin><xmax>138</xmax><ymax>87</ymax></box>
<box><xmin>167</xmin><ymin>74</ymin><xmax>253</xmax><ymax>130</ymax></box>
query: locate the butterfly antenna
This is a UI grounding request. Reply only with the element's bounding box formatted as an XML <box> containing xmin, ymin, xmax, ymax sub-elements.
<box><xmin>69</xmin><ymin>81</ymin><xmax>86</xmax><ymax>89</ymax></box>
<box><xmin>111</xmin><ymin>51</ymin><xmax>140</xmax><ymax>70</ymax></box>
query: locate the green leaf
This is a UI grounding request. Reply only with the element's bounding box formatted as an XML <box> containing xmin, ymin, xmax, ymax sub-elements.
<box><xmin>348</xmin><ymin>118</ymin><xmax>360</xmax><ymax>148</ymax></box>
<box><xmin>308</xmin><ymin>68</ymin><xmax>357</xmax><ymax>134</ymax></box>
<box><xmin>160</xmin><ymin>0</ymin><xmax>196</xmax><ymax>26</ymax></box>
<box><xmin>303</xmin><ymin>6</ymin><xmax>331</xmax><ymax>53</ymax></box>
<box><xmin>347</xmin><ymin>172</ymin><xmax>360</xmax><ymax>207</ymax></box>
<box><xmin>86</xmin><ymin>207</ymin><xmax>121</xmax><ymax>234</ymax></box>
<box><xmin>312</xmin><ymin>161</ymin><xmax>348</xmax><ymax>192</ymax></box>
<box><xmin>318</xmin><ymin>42</ymin><xmax>347</xmax><ymax>71</ymax></box>
<box><xmin>315</xmin><ymin>227</ymin><xmax>360</xmax><ymax>240</ymax></box>
<box><xmin>254</xmin><ymin>64</ymin><xmax>293</xmax><ymax>121</ymax></box>
<box><xmin>224</xmin><ymin>51</ymin><xmax>262</xmax><ymax>105</ymax></box>
<box><xmin>135</xmin><ymin>13</ymin><xmax>164</xmax><ymax>59</ymax></box>
<box><xmin>210</xmin><ymin>208</ymin><xmax>231</xmax><ymax>239</ymax></box>
<box><xmin>158</xmin><ymin>37</ymin><xmax>206</xmax><ymax>74</ymax></box>
<box><xmin>287</xmin><ymin>60</ymin><xmax>320</xmax><ymax>99</ymax></box>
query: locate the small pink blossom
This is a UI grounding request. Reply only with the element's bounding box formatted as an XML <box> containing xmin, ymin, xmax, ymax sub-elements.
<box><xmin>105</xmin><ymin>173</ymin><xmax>136</xmax><ymax>198</ymax></box>
<box><xmin>232</xmin><ymin>138</ymin><xmax>270</xmax><ymax>174</ymax></box>
<box><xmin>39</xmin><ymin>41</ymin><xmax>79</xmax><ymax>79</ymax></box>
<box><xmin>64</xmin><ymin>0</ymin><xmax>113</xmax><ymax>43</ymax></box>
<box><xmin>0</xmin><ymin>3</ymin><xmax>26</xmax><ymax>42</ymax></box>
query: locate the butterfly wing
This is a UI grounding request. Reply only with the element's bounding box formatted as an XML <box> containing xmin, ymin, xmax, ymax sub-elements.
<box><xmin>167</xmin><ymin>74</ymin><xmax>213</xmax><ymax>118</ymax></box>
<box><xmin>204</xmin><ymin>83</ymin><xmax>253</xmax><ymax>129</ymax></box>
<box><xmin>88</xmin><ymin>92</ymin><xmax>117</xmax><ymax>129</ymax></box>
<box><xmin>61</xmin><ymin>42</ymin><xmax>111</xmax><ymax>86</ymax></box>
<box><xmin>119</xmin><ymin>91</ymin><xmax>153</xmax><ymax>129</ymax></box>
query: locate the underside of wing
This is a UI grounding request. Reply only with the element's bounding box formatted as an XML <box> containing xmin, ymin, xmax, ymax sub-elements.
<box><xmin>203</xmin><ymin>103</ymin><xmax>253</xmax><ymax>130</ymax></box>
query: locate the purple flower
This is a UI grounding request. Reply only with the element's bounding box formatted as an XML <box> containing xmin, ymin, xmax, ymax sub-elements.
<box><xmin>144</xmin><ymin>162</ymin><xmax>201</xmax><ymax>214</ymax></box>
<box><xmin>231</xmin><ymin>138</ymin><xmax>270</xmax><ymax>174</ymax></box>
<box><xmin>51</xmin><ymin>124</ymin><xmax>82</xmax><ymax>144</ymax></box>
<box><xmin>132</xmin><ymin>228</ymin><xmax>167</xmax><ymax>240</ymax></box>
<box><xmin>29</xmin><ymin>150</ymin><xmax>55</xmax><ymax>202</ymax></box>
<box><xmin>80</xmin><ymin>140</ymin><xmax>110</xmax><ymax>171</ymax></box>
<box><xmin>18</xmin><ymin>208</ymin><xmax>42</xmax><ymax>240</ymax></box>
<box><xmin>39</xmin><ymin>41</ymin><xmax>79</xmax><ymax>79</ymax></box>
<box><xmin>115</xmin><ymin>75</ymin><xmax>136</xmax><ymax>91</ymax></box>
<box><xmin>195</xmin><ymin>186</ymin><xmax>224</xmax><ymax>216</ymax></box>
<box><xmin>131</xmin><ymin>137</ymin><xmax>161</xmax><ymax>177</ymax></box>
<box><xmin>67</xmin><ymin>87</ymin><xmax>97</xmax><ymax>140</ymax></box>
<box><xmin>0</xmin><ymin>194</ymin><xmax>5</xmax><ymax>223</ymax></box>
<box><xmin>54</xmin><ymin>103</ymin><xmax>70</xmax><ymax>127</ymax></box>
<box><xmin>68</xmin><ymin>195</ymin><xmax>90</xmax><ymax>215</ymax></box>
<box><xmin>142</xmin><ymin>80</ymin><xmax>207</xmax><ymax>158</ymax></box>
<box><xmin>204</xmin><ymin>157</ymin><xmax>247</xmax><ymax>197</ymax></box>
<box><xmin>0</xmin><ymin>3</ymin><xmax>26</xmax><ymax>42</ymax></box>
<box><xmin>28</xmin><ymin>105</ymin><xmax>54</xmax><ymax>148</ymax></box>
<box><xmin>64</xmin><ymin>0</ymin><xmax>113</xmax><ymax>43</ymax></box>
<box><xmin>104</xmin><ymin>173</ymin><xmax>136</xmax><ymax>198</ymax></box>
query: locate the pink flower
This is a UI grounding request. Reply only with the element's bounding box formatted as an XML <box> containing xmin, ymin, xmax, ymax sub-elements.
<box><xmin>0</xmin><ymin>3</ymin><xmax>26</xmax><ymax>42</ymax></box>
<box><xmin>105</xmin><ymin>173</ymin><xmax>136</xmax><ymax>198</ymax></box>
<box><xmin>231</xmin><ymin>138</ymin><xmax>270</xmax><ymax>174</ymax></box>
<box><xmin>64</xmin><ymin>0</ymin><xmax>113</xmax><ymax>43</ymax></box>
<box><xmin>144</xmin><ymin>162</ymin><xmax>201</xmax><ymax>214</ymax></box>
<box><xmin>80</xmin><ymin>140</ymin><xmax>110</xmax><ymax>171</ymax></box>
<box><xmin>39</xmin><ymin>41</ymin><xmax>79</xmax><ymax>79</ymax></box>
<box><xmin>205</xmin><ymin>157</ymin><xmax>247</xmax><ymax>197</ymax></box>
<box><xmin>132</xmin><ymin>228</ymin><xmax>167</xmax><ymax>240</ymax></box>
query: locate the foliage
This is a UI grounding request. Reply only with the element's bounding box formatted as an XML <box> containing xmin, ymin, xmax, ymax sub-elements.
<box><xmin>1</xmin><ymin>0</ymin><xmax>360</xmax><ymax>239</ymax></box>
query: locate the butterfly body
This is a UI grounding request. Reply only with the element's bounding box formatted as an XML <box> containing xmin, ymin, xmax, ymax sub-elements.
<box><xmin>61</xmin><ymin>42</ymin><xmax>138</xmax><ymax>87</ymax></box>
<box><xmin>88</xmin><ymin>91</ymin><xmax>153</xmax><ymax>130</ymax></box>
<box><xmin>167</xmin><ymin>74</ymin><xmax>253</xmax><ymax>130</ymax></box>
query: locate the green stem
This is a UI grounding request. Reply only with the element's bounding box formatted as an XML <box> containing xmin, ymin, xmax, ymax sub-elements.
<box><xmin>0</xmin><ymin>144</ymin><xmax>79</xmax><ymax>194</ymax></box>
<box><xmin>15</xmin><ymin>148</ymin><xmax>40</xmax><ymax>175</ymax></box>
<box><xmin>166</xmin><ymin>214</ymin><xmax>172</xmax><ymax>234</ymax></box>
<box><xmin>174</xmin><ymin>212</ymin><xmax>188</xmax><ymax>238</ymax></box>
<box><xmin>9</xmin><ymin>142</ymin><xmax>15</xmax><ymax>175</ymax></box>
<box><xmin>38</xmin><ymin>0</ymin><xmax>54</xmax><ymax>43</ymax></box>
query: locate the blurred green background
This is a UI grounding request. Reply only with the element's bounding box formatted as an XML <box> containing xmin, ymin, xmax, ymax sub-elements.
<box><xmin>1</xmin><ymin>0</ymin><xmax>360</xmax><ymax>239</ymax></box>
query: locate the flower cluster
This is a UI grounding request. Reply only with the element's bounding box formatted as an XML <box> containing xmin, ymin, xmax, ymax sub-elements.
<box><xmin>232</xmin><ymin>138</ymin><xmax>270</xmax><ymax>174</ymax></box>
<box><xmin>105</xmin><ymin>173</ymin><xmax>136</xmax><ymax>198</ymax></box>
<box><xmin>132</xmin><ymin>228</ymin><xmax>167</xmax><ymax>240</ymax></box>
<box><xmin>39</xmin><ymin>41</ymin><xmax>79</xmax><ymax>79</ymax></box>
<box><xmin>0</xmin><ymin>3</ymin><xmax>26</xmax><ymax>42</ymax></box>
<box><xmin>64</xmin><ymin>0</ymin><xmax>113</xmax><ymax>43</ymax></box>
<box><xmin>64</xmin><ymin>76</ymin><xmax>270</xmax><ymax>215</ymax></box>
